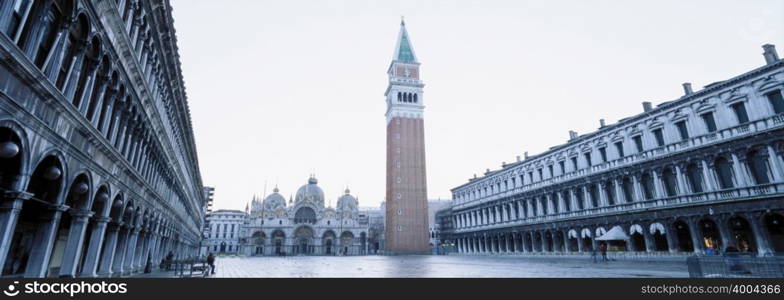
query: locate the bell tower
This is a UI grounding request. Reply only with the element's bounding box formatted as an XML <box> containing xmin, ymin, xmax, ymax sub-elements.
<box><xmin>384</xmin><ymin>19</ymin><xmax>429</xmax><ymax>254</ymax></box>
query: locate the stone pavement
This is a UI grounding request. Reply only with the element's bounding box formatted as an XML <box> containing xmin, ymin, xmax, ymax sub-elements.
<box><xmin>207</xmin><ymin>255</ymin><xmax>689</xmax><ymax>278</ymax></box>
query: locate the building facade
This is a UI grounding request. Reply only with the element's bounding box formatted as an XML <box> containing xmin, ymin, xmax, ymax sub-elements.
<box><xmin>384</xmin><ymin>19</ymin><xmax>430</xmax><ymax>254</ymax></box>
<box><xmin>449</xmin><ymin>45</ymin><xmax>784</xmax><ymax>256</ymax></box>
<box><xmin>427</xmin><ymin>199</ymin><xmax>452</xmax><ymax>251</ymax></box>
<box><xmin>240</xmin><ymin>176</ymin><xmax>370</xmax><ymax>256</ymax></box>
<box><xmin>0</xmin><ymin>0</ymin><xmax>205</xmax><ymax>278</ymax></box>
<box><xmin>204</xmin><ymin>209</ymin><xmax>246</xmax><ymax>254</ymax></box>
<box><xmin>434</xmin><ymin>205</ymin><xmax>456</xmax><ymax>254</ymax></box>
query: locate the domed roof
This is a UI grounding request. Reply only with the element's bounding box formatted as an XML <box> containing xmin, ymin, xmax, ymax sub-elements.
<box><xmin>336</xmin><ymin>188</ymin><xmax>358</xmax><ymax>217</ymax></box>
<box><xmin>262</xmin><ymin>186</ymin><xmax>287</xmax><ymax>211</ymax></box>
<box><xmin>295</xmin><ymin>176</ymin><xmax>324</xmax><ymax>207</ymax></box>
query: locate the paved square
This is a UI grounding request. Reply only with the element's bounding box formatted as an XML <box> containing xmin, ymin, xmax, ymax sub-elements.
<box><xmin>210</xmin><ymin>255</ymin><xmax>689</xmax><ymax>278</ymax></box>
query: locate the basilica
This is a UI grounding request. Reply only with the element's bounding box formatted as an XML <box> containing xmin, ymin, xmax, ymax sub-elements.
<box><xmin>238</xmin><ymin>176</ymin><xmax>370</xmax><ymax>256</ymax></box>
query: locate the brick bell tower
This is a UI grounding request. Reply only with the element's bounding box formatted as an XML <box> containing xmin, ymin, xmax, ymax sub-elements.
<box><xmin>384</xmin><ymin>19</ymin><xmax>429</xmax><ymax>254</ymax></box>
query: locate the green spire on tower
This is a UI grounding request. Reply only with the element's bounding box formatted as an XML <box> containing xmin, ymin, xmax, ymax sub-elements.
<box><xmin>393</xmin><ymin>18</ymin><xmax>418</xmax><ymax>63</ymax></box>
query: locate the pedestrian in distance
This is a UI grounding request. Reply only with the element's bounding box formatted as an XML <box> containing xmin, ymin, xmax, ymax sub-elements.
<box><xmin>599</xmin><ymin>242</ymin><xmax>609</xmax><ymax>262</ymax></box>
<box><xmin>591</xmin><ymin>247</ymin><xmax>598</xmax><ymax>263</ymax></box>
<box><xmin>207</xmin><ymin>252</ymin><xmax>216</xmax><ymax>275</ymax></box>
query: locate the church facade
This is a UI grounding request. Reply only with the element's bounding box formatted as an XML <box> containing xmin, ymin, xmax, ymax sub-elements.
<box><xmin>239</xmin><ymin>176</ymin><xmax>370</xmax><ymax>256</ymax></box>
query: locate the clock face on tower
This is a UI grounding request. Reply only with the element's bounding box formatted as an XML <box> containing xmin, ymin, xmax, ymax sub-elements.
<box><xmin>396</xmin><ymin>66</ymin><xmax>418</xmax><ymax>79</ymax></box>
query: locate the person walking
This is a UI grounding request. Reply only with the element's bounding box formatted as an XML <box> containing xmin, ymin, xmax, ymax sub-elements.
<box><xmin>599</xmin><ymin>242</ymin><xmax>608</xmax><ymax>262</ymax></box>
<box><xmin>207</xmin><ymin>252</ymin><xmax>216</xmax><ymax>275</ymax></box>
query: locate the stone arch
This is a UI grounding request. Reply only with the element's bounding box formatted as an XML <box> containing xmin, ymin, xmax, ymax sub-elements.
<box><xmin>339</xmin><ymin>231</ymin><xmax>354</xmax><ymax>255</ymax></box>
<box><xmin>698</xmin><ymin>217</ymin><xmax>722</xmax><ymax>251</ymax></box>
<box><xmin>649</xmin><ymin>222</ymin><xmax>668</xmax><ymax>251</ymax></box>
<box><xmin>271</xmin><ymin>230</ymin><xmax>285</xmax><ymax>255</ymax></box>
<box><xmin>671</xmin><ymin>219</ymin><xmax>692</xmax><ymax>252</ymax></box>
<box><xmin>293</xmin><ymin>225</ymin><xmax>314</xmax><ymax>255</ymax></box>
<box><xmin>0</xmin><ymin>123</ymin><xmax>29</xmax><ymax>191</ymax></box>
<box><xmin>293</xmin><ymin>206</ymin><xmax>316</xmax><ymax>224</ymax></box>
<box><xmin>55</xmin><ymin>12</ymin><xmax>90</xmax><ymax>90</ymax></box>
<box><xmin>764</xmin><ymin>212</ymin><xmax>784</xmax><ymax>253</ymax></box>
<box><xmin>64</xmin><ymin>171</ymin><xmax>92</xmax><ymax>210</ymax></box>
<box><xmin>728</xmin><ymin>215</ymin><xmax>757</xmax><ymax>253</ymax></box>
<box><xmin>629</xmin><ymin>224</ymin><xmax>645</xmax><ymax>251</ymax></box>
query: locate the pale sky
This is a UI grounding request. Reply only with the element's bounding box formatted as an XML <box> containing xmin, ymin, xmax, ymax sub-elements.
<box><xmin>170</xmin><ymin>0</ymin><xmax>784</xmax><ymax>211</ymax></box>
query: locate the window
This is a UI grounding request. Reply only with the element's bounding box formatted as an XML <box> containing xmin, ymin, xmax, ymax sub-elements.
<box><xmin>548</xmin><ymin>165</ymin><xmax>554</xmax><ymax>178</ymax></box>
<box><xmin>686</xmin><ymin>163</ymin><xmax>703</xmax><ymax>193</ymax></box>
<box><xmin>571</xmin><ymin>157</ymin><xmax>578</xmax><ymax>171</ymax></box>
<box><xmin>714</xmin><ymin>157</ymin><xmax>735</xmax><ymax>189</ymax></box>
<box><xmin>537</xmin><ymin>168</ymin><xmax>543</xmax><ymax>180</ymax></box>
<box><xmin>530</xmin><ymin>199</ymin><xmax>537</xmax><ymax>216</ymax></box>
<box><xmin>747</xmin><ymin>150</ymin><xmax>771</xmax><ymax>184</ymax></box>
<box><xmin>652</xmin><ymin>128</ymin><xmax>665</xmax><ymax>147</ymax></box>
<box><xmin>7</xmin><ymin>0</ymin><xmax>32</xmax><ymax>39</ymax></box>
<box><xmin>641</xmin><ymin>173</ymin><xmax>656</xmax><ymax>200</ymax></box>
<box><xmin>701</xmin><ymin>113</ymin><xmax>717</xmax><ymax>133</ymax></box>
<box><xmin>559</xmin><ymin>161</ymin><xmax>566</xmax><ymax>174</ymax></box>
<box><xmin>598</xmin><ymin>147</ymin><xmax>607</xmax><ymax>162</ymax></box>
<box><xmin>588</xmin><ymin>185</ymin><xmax>599</xmax><ymax>207</ymax></box>
<box><xmin>622</xmin><ymin>177</ymin><xmax>635</xmax><ymax>202</ymax></box>
<box><xmin>614</xmin><ymin>142</ymin><xmax>625</xmax><ymax>158</ymax></box>
<box><xmin>584</xmin><ymin>152</ymin><xmax>592</xmax><ymax>167</ymax></box>
<box><xmin>633</xmin><ymin>136</ymin><xmax>644</xmax><ymax>153</ymax></box>
<box><xmin>562</xmin><ymin>191</ymin><xmax>571</xmax><ymax>212</ymax></box>
<box><xmin>575</xmin><ymin>188</ymin><xmax>584</xmax><ymax>210</ymax></box>
<box><xmin>604</xmin><ymin>182</ymin><xmax>615</xmax><ymax>206</ymax></box>
<box><xmin>540</xmin><ymin>198</ymin><xmax>548</xmax><ymax>215</ymax></box>
<box><xmin>767</xmin><ymin>90</ymin><xmax>784</xmax><ymax>114</ymax></box>
<box><xmin>662</xmin><ymin>168</ymin><xmax>678</xmax><ymax>197</ymax></box>
<box><xmin>528</xmin><ymin>172</ymin><xmax>534</xmax><ymax>183</ymax></box>
<box><xmin>551</xmin><ymin>192</ymin><xmax>559</xmax><ymax>213</ymax></box>
<box><xmin>731</xmin><ymin>102</ymin><xmax>749</xmax><ymax>124</ymax></box>
<box><xmin>675</xmin><ymin>121</ymin><xmax>690</xmax><ymax>140</ymax></box>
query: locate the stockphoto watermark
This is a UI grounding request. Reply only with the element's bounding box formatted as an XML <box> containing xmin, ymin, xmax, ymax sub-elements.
<box><xmin>2</xmin><ymin>280</ymin><xmax>127</xmax><ymax>298</ymax></box>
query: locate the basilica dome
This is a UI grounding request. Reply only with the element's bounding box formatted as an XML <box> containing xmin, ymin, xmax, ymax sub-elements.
<box><xmin>295</xmin><ymin>176</ymin><xmax>324</xmax><ymax>207</ymax></box>
<box><xmin>336</xmin><ymin>188</ymin><xmax>359</xmax><ymax>217</ymax></box>
<box><xmin>262</xmin><ymin>187</ymin><xmax>287</xmax><ymax>212</ymax></box>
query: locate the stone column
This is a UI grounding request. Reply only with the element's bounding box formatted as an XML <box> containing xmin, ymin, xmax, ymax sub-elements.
<box><xmin>731</xmin><ymin>153</ymin><xmax>751</xmax><ymax>187</ymax></box>
<box><xmin>0</xmin><ymin>191</ymin><xmax>32</xmax><ymax>271</ymax></box>
<box><xmin>632</xmin><ymin>174</ymin><xmax>643</xmax><ymax>202</ymax></box>
<box><xmin>24</xmin><ymin>205</ymin><xmax>68</xmax><ymax>277</ymax></box>
<box><xmin>675</xmin><ymin>164</ymin><xmax>689</xmax><ymax>195</ymax></box>
<box><xmin>652</xmin><ymin>170</ymin><xmax>665</xmax><ymax>199</ymax></box>
<box><xmin>63</xmin><ymin>46</ymin><xmax>91</xmax><ymax>102</ymax></box>
<box><xmin>42</xmin><ymin>20</ymin><xmax>72</xmax><ymax>82</ymax></box>
<box><xmin>562</xmin><ymin>230</ymin><xmax>570</xmax><ymax>252</ymax></box>
<box><xmin>715</xmin><ymin>216</ymin><xmax>733</xmax><ymax>250</ymax></box>
<box><xmin>80</xmin><ymin>216</ymin><xmax>110</xmax><ymax>277</ymax></box>
<box><xmin>0</xmin><ymin>0</ymin><xmax>16</xmax><ymax>30</ymax></box>
<box><xmin>745</xmin><ymin>212</ymin><xmax>774</xmax><ymax>256</ymax></box>
<box><xmin>111</xmin><ymin>225</ymin><xmax>130</xmax><ymax>274</ymax></box>
<box><xmin>614</xmin><ymin>179</ymin><xmax>624</xmax><ymax>204</ymax></box>
<box><xmin>97</xmin><ymin>222</ymin><xmax>122</xmax><ymax>277</ymax></box>
<box><xmin>666</xmin><ymin>222</ymin><xmax>679</xmax><ymax>253</ymax></box>
<box><xmin>766</xmin><ymin>145</ymin><xmax>784</xmax><ymax>182</ymax></box>
<box><xmin>701</xmin><ymin>159</ymin><xmax>717</xmax><ymax>191</ymax></box>
<box><xmin>597</xmin><ymin>182</ymin><xmax>608</xmax><ymax>207</ymax></box>
<box><xmin>686</xmin><ymin>218</ymin><xmax>704</xmax><ymax>254</ymax></box>
<box><xmin>21</xmin><ymin>0</ymin><xmax>56</xmax><ymax>58</ymax></box>
<box><xmin>58</xmin><ymin>209</ymin><xmax>94</xmax><ymax>277</ymax></box>
<box><xmin>582</xmin><ymin>186</ymin><xmax>590</xmax><ymax>209</ymax></box>
<box><xmin>643</xmin><ymin>225</ymin><xmax>655</xmax><ymax>252</ymax></box>
<box><xmin>540</xmin><ymin>232</ymin><xmax>547</xmax><ymax>252</ymax></box>
<box><xmin>123</xmin><ymin>226</ymin><xmax>140</xmax><ymax>273</ymax></box>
